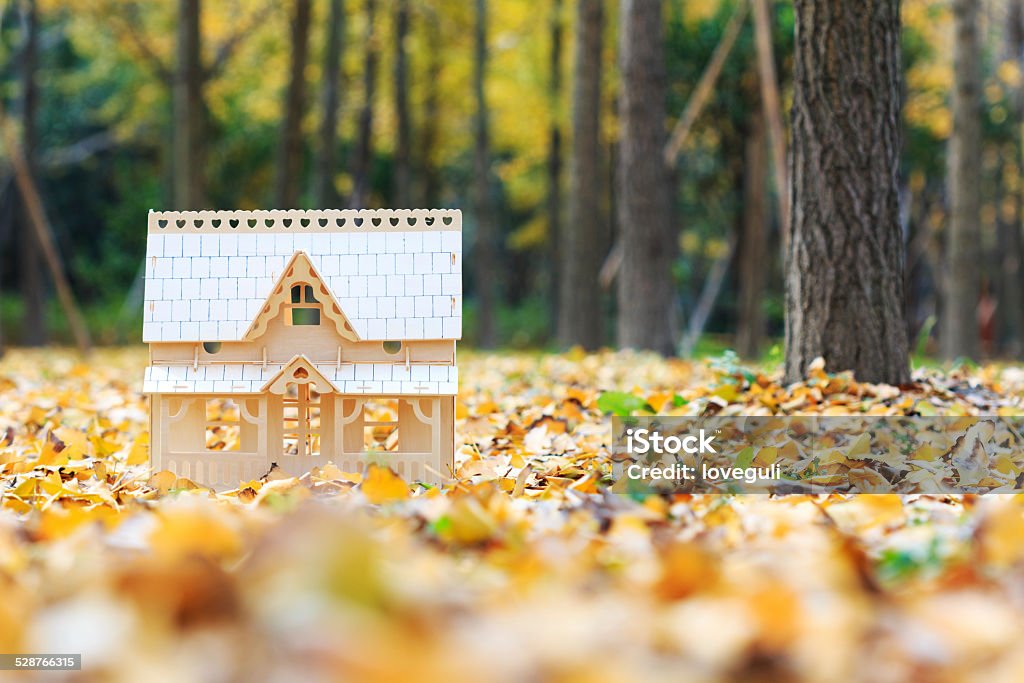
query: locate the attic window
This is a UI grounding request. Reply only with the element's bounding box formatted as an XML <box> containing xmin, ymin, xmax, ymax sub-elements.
<box><xmin>287</xmin><ymin>284</ymin><xmax>321</xmax><ymax>326</ymax></box>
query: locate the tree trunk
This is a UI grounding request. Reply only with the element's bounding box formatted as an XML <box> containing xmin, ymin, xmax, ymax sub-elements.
<box><xmin>943</xmin><ymin>0</ymin><xmax>982</xmax><ymax>361</ymax></box>
<box><xmin>314</xmin><ymin>0</ymin><xmax>346</xmax><ymax>207</ymax></box>
<box><xmin>419</xmin><ymin>11</ymin><xmax>442</xmax><ymax>206</ymax></box>
<box><xmin>350</xmin><ymin>0</ymin><xmax>378</xmax><ymax>209</ymax></box>
<box><xmin>174</xmin><ymin>0</ymin><xmax>206</xmax><ymax>209</ymax></box>
<box><xmin>0</xmin><ymin>182</ymin><xmax>7</xmax><ymax>357</ymax></box>
<box><xmin>473</xmin><ymin>0</ymin><xmax>497</xmax><ymax>348</ymax></box>
<box><xmin>616</xmin><ymin>0</ymin><xmax>676</xmax><ymax>355</ymax></box>
<box><xmin>1003</xmin><ymin>0</ymin><xmax>1024</xmax><ymax>358</ymax></box>
<box><xmin>558</xmin><ymin>0</ymin><xmax>604</xmax><ymax>350</ymax></box>
<box><xmin>275</xmin><ymin>0</ymin><xmax>312</xmax><ymax>208</ymax></box>
<box><xmin>546</xmin><ymin>0</ymin><xmax>564</xmax><ymax>339</ymax></box>
<box><xmin>393</xmin><ymin>0</ymin><xmax>412</xmax><ymax>206</ymax></box>
<box><xmin>785</xmin><ymin>0</ymin><xmax>909</xmax><ymax>384</ymax></box>
<box><xmin>737</xmin><ymin>109</ymin><xmax>768</xmax><ymax>359</ymax></box>
<box><xmin>17</xmin><ymin>0</ymin><xmax>45</xmax><ymax>346</ymax></box>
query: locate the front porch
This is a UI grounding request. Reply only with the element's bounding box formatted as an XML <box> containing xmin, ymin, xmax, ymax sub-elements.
<box><xmin>150</xmin><ymin>390</ymin><xmax>455</xmax><ymax>490</ymax></box>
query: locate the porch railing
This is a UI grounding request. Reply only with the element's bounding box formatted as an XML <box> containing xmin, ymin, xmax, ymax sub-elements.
<box><xmin>161</xmin><ymin>451</ymin><xmax>268</xmax><ymax>489</ymax></box>
<box><xmin>159</xmin><ymin>450</ymin><xmax>439</xmax><ymax>490</ymax></box>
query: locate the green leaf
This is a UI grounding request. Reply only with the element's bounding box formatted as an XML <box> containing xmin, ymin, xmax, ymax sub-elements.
<box><xmin>952</xmin><ymin>356</ymin><xmax>978</xmax><ymax>371</ymax></box>
<box><xmin>672</xmin><ymin>394</ymin><xmax>688</xmax><ymax>407</ymax></box>
<box><xmin>734</xmin><ymin>447</ymin><xmax>754</xmax><ymax>469</ymax></box>
<box><xmin>596</xmin><ymin>391</ymin><xmax>653</xmax><ymax>416</ymax></box>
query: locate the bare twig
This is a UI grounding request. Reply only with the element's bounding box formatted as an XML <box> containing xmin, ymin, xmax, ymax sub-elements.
<box><xmin>678</xmin><ymin>233</ymin><xmax>738</xmax><ymax>357</ymax></box>
<box><xmin>205</xmin><ymin>2</ymin><xmax>278</xmax><ymax>79</ymax></box>
<box><xmin>663</xmin><ymin>0</ymin><xmax>749</xmax><ymax>167</ymax></box>
<box><xmin>598</xmin><ymin>241</ymin><xmax>622</xmax><ymax>290</ymax></box>
<box><xmin>751</xmin><ymin>0</ymin><xmax>789</xmax><ymax>242</ymax></box>
<box><xmin>39</xmin><ymin>131</ymin><xmax>116</xmax><ymax>169</ymax></box>
<box><xmin>109</xmin><ymin>3</ymin><xmax>173</xmax><ymax>83</ymax></box>
<box><xmin>0</xmin><ymin>104</ymin><xmax>92</xmax><ymax>352</ymax></box>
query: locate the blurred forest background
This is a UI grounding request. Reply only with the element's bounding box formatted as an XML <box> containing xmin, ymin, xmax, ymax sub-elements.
<box><xmin>0</xmin><ymin>0</ymin><xmax>1017</xmax><ymax>362</ymax></box>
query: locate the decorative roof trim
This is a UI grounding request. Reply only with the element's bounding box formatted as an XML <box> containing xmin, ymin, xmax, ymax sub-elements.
<box><xmin>147</xmin><ymin>208</ymin><xmax>461</xmax><ymax>234</ymax></box>
<box><xmin>261</xmin><ymin>355</ymin><xmax>339</xmax><ymax>395</ymax></box>
<box><xmin>243</xmin><ymin>251</ymin><xmax>360</xmax><ymax>342</ymax></box>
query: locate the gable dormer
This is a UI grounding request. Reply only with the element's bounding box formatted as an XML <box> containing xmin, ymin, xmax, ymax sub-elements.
<box><xmin>244</xmin><ymin>251</ymin><xmax>359</xmax><ymax>342</ymax></box>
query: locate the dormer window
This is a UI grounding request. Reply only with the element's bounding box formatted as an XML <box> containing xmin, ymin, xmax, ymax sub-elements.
<box><xmin>287</xmin><ymin>284</ymin><xmax>321</xmax><ymax>326</ymax></box>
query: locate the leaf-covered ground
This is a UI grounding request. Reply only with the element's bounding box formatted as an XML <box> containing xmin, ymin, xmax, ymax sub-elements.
<box><xmin>2</xmin><ymin>348</ymin><xmax>1024</xmax><ymax>682</ymax></box>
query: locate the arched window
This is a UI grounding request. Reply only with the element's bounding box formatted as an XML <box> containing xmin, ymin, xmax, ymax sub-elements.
<box><xmin>287</xmin><ymin>284</ymin><xmax>321</xmax><ymax>326</ymax></box>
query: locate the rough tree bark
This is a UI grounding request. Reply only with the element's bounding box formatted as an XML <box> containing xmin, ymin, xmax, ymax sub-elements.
<box><xmin>785</xmin><ymin>0</ymin><xmax>910</xmax><ymax>384</ymax></box>
<box><xmin>616</xmin><ymin>0</ymin><xmax>676</xmax><ymax>355</ymax></box>
<box><xmin>1002</xmin><ymin>0</ymin><xmax>1024</xmax><ymax>357</ymax></box>
<box><xmin>17</xmin><ymin>0</ymin><xmax>45</xmax><ymax>345</ymax></box>
<box><xmin>275</xmin><ymin>0</ymin><xmax>312</xmax><ymax>208</ymax></box>
<box><xmin>314</xmin><ymin>0</ymin><xmax>346</xmax><ymax>207</ymax></box>
<box><xmin>943</xmin><ymin>0</ymin><xmax>982</xmax><ymax>361</ymax></box>
<box><xmin>174</xmin><ymin>0</ymin><xmax>206</xmax><ymax>209</ymax></box>
<box><xmin>474</xmin><ymin>0</ymin><xmax>497</xmax><ymax>348</ymax></box>
<box><xmin>736</xmin><ymin>109</ymin><xmax>768</xmax><ymax>359</ymax></box>
<box><xmin>350</xmin><ymin>0</ymin><xmax>378</xmax><ymax>209</ymax></box>
<box><xmin>546</xmin><ymin>0</ymin><xmax>564</xmax><ymax>336</ymax></box>
<box><xmin>558</xmin><ymin>0</ymin><xmax>604</xmax><ymax>350</ymax></box>
<box><xmin>393</xmin><ymin>0</ymin><xmax>412</xmax><ymax>207</ymax></box>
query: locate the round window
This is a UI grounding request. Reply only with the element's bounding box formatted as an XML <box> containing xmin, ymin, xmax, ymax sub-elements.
<box><xmin>383</xmin><ymin>341</ymin><xmax>403</xmax><ymax>355</ymax></box>
<box><xmin>203</xmin><ymin>341</ymin><xmax>222</xmax><ymax>354</ymax></box>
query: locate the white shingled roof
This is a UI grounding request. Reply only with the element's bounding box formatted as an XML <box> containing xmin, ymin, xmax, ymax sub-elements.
<box><xmin>142</xmin><ymin>363</ymin><xmax>458</xmax><ymax>396</ymax></box>
<box><xmin>142</xmin><ymin>209</ymin><xmax>463</xmax><ymax>343</ymax></box>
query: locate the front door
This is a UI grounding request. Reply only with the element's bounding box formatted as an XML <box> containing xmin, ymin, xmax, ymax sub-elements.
<box><xmin>283</xmin><ymin>381</ymin><xmax>321</xmax><ymax>457</ymax></box>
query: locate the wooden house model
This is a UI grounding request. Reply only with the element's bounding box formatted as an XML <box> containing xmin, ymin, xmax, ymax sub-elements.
<box><xmin>142</xmin><ymin>208</ymin><xmax>461</xmax><ymax>489</ymax></box>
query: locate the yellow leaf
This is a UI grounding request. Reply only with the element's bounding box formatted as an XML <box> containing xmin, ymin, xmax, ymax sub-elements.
<box><xmin>148</xmin><ymin>470</ymin><xmax>178</xmax><ymax>494</ymax></box>
<box><xmin>150</xmin><ymin>508</ymin><xmax>243</xmax><ymax>561</ymax></box>
<box><xmin>438</xmin><ymin>496</ymin><xmax>496</xmax><ymax>545</ymax></box>
<box><xmin>126</xmin><ymin>434</ymin><xmax>149</xmax><ymax>465</ymax></box>
<box><xmin>847</xmin><ymin>467</ymin><xmax>892</xmax><ymax>493</ymax></box>
<box><xmin>12</xmin><ymin>477</ymin><xmax>38</xmax><ymax>499</ymax></box>
<box><xmin>37</xmin><ymin>504</ymin><xmax>116</xmax><ymax>540</ymax></box>
<box><xmin>711</xmin><ymin>384</ymin><xmax>739</xmax><ymax>403</ymax></box>
<box><xmin>655</xmin><ymin>542</ymin><xmax>718</xmax><ymax>600</ymax></box>
<box><xmin>826</xmin><ymin>494</ymin><xmax>904</xmax><ymax>532</ymax></box>
<box><xmin>647</xmin><ymin>392</ymin><xmax>674</xmax><ymax>413</ymax></box>
<box><xmin>980</xmin><ymin>500</ymin><xmax>1024</xmax><ymax>568</ymax></box>
<box><xmin>846</xmin><ymin>432</ymin><xmax>872</xmax><ymax>459</ymax></box>
<box><xmin>914</xmin><ymin>400</ymin><xmax>939</xmax><ymax>416</ymax></box>
<box><xmin>753</xmin><ymin>447</ymin><xmax>779</xmax><ymax>467</ymax></box>
<box><xmin>569</xmin><ymin>473</ymin><xmax>598</xmax><ymax>494</ymax></box>
<box><xmin>55</xmin><ymin>427</ymin><xmax>90</xmax><ymax>459</ymax></box>
<box><xmin>312</xmin><ymin>462</ymin><xmax>362</xmax><ymax>484</ymax></box>
<box><xmin>36</xmin><ymin>440</ymin><xmax>69</xmax><ymax>467</ymax></box>
<box><xmin>913</xmin><ymin>444</ymin><xmax>944</xmax><ymax>461</ymax></box>
<box><xmin>819</xmin><ymin>450</ymin><xmax>851</xmax><ymax>467</ymax></box>
<box><xmin>360</xmin><ymin>465</ymin><xmax>409</xmax><ymax>504</ymax></box>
